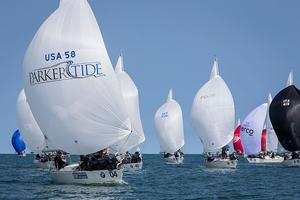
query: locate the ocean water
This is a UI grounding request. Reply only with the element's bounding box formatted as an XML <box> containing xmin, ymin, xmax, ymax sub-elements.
<box><xmin>0</xmin><ymin>154</ymin><xmax>299</xmax><ymax>200</ymax></box>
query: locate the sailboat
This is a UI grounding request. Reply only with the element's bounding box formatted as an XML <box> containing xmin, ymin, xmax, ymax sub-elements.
<box><xmin>241</xmin><ymin>103</ymin><xmax>267</xmax><ymax>162</ymax></box>
<box><xmin>190</xmin><ymin>59</ymin><xmax>237</xmax><ymax>169</ymax></box>
<box><xmin>233</xmin><ymin>119</ymin><xmax>244</xmax><ymax>155</ymax></box>
<box><xmin>154</xmin><ymin>89</ymin><xmax>185</xmax><ymax>164</ymax></box>
<box><xmin>11</xmin><ymin>130</ymin><xmax>26</xmax><ymax>157</ymax></box>
<box><xmin>114</xmin><ymin>54</ymin><xmax>145</xmax><ymax>170</ymax></box>
<box><xmin>16</xmin><ymin>89</ymin><xmax>67</xmax><ymax>169</ymax></box>
<box><xmin>22</xmin><ymin>0</ymin><xmax>132</xmax><ymax>184</ymax></box>
<box><xmin>270</xmin><ymin>72</ymin><xmax>300</xmax><ymax>167</ymax></box>
<box><xmin>241</xmin><ymin>95</ymin><xmax>283</xmax><ymax>163</ymax></box>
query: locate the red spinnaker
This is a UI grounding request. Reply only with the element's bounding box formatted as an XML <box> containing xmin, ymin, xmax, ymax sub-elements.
<box><xmin>233</xmin><ymin>125</ymin><xmax>244</xmax><ymax>154</ymax></box>
<box><xmin>261</xmin><ymin>128</ymin><xmax>267</xmax><ymax>152</ymax></box>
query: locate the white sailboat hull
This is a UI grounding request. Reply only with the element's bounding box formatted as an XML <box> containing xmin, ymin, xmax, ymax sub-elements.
<box><xmin>205</xmin><ymin>159</ymin><xmax>237</xmax><ymax>169</ymax></box>
<box><xmin>123</xmin><ymin>162</ymin><xmax>143</xmax><ymax>171</ymax></box>
<box><xmin>164</xmin><ymin>156</ymin><xmax>184</xmax><ymax>164</ymax></box>
<box><xmin>282</xmin><ymin>159</ymin><xmax>300</xmax><ymax>167</ymax></box>
<box><xmin>246</xmin><ymin>156</ymin><xmax>284</xmax><ymax>163</ymax></box>
<box><xmin>50</xmin><ymin>163</ymin><xmax>123</xmax><ymax>185</ymax></box>
<box><xmin>33</xmin><ymin>159</ymin><xmax>55</xmax><ymax>169</ymax></box>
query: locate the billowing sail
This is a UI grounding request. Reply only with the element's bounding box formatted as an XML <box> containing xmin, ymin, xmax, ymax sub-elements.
<box><xmin>190</xmin><ymin>59</ymin><xmax>235</xmax><ymax>152</ymax></box>
<box><xmin>23</xmin><ymin>0</ymin><xmax>131</xmax><ymax>154</ymax></box>
<box><xmin>233</xmin><ymin>119</ymin><xmax>244</xmax><ymax>154</ymax></box>
<box><xmin>265</xmin><ymin>93</ymin><xmax>278</xmax><ymax>152</ymax></box>
<box><xmin>155</xmin><ymin>89</ymin><xmax>185</xmax><ymax>153</ymax></box>
<box><xmin>241</xmin><ymin>103</ymin><xmax>267</xmax><ymax>155</ymax></box>
<box><xmin>269</xmin><ymin>85</ymin><xmax>300</xmax><ymax>151</ymax></box>
<box><xmin>16</xmin><ymin>89</ymin><xmax>45</xmax><ymax>152</ymax></box>
<box><xmin>11</xmin><ymin>130</ymin><xmax>26</xmax><ymax>154</ymax></box>
<box><xmin>113</xmin><ymin>55</ymin><xmax>145</xmax><ymax>153</ymax></box>
<box><xmin>261</xmin><ymin>128</ymin><xmax>266</xmax><ymax>152</ymax></box>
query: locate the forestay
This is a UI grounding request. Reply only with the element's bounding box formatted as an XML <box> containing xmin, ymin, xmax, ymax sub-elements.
<box><xmin>23</xmin><ymin>0</ymin><xmax>131</xmax><ymax>154</ymax></box>
<box><xmin>155</xmin><ymin>89</ymin><xmax>185</xmax><ymax>153</ymax></box>
<box><xmin>113</xmin><ymin>55</ymin><xmax>145</xmax><ymax>153</ymax></box>
<box><xmin>190</xmin><ymin>59</ymin><xmax>235</xmax><ymax>152</ymax></box>
<box><xmin>241</xmin><ymin>103</ymin><xmax>267</xmax><ymax>155</ymax></box>
<box><xmin>16</xmin><ymin>89</ymin><xmax>45</xmax><ymax>152</ymax></box>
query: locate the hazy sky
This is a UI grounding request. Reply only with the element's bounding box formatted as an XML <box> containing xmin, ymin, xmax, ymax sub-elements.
<box><xmin>0</xmin><ymin>0</ymin><xmax>299</xmax><ymax>154</ymax></box>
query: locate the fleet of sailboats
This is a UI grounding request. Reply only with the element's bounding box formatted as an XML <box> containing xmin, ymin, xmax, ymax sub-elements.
<box><xmin>9</xmin><ymin>0</ymin><xmax>300</xmax><ymax>186</ymax></box>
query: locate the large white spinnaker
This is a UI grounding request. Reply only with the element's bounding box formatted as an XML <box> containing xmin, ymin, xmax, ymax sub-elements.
<box><xmin>266</xmin><ymin>93</ymin><xmax>278</xmax><ymax>152</ymax></box>
<box><xmin>113</xmin><ymin>55</ymin><xmax>145</xmax><ymax>153</ymax></box>
<box><xmin>241</xmin><ymin>103</ymin><xmax>267</xmax><ymax>155</ymax></box>
<box><xmin>23</xmin><ymin>0</ymin><xmax>131</xmax><ymax>155</ymax></box>
<box><xmin>155</xmin><ymin>89</ymin><xmax>185</xmax><ymax>153</ymax></box>
<box><xmin>16</xmin><ymin>89</ymin><xmax>45</xmax><ymax>152</ymax></box>
<box><xmin>190</xmin><ymin>59</ymin><xmax>235</xmax><ymax>152</ymax></box>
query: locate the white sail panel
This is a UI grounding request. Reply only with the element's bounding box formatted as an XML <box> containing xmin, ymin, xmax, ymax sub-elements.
<box><xmin>210</xmin><ymin>59</ymin><xmax>219</xmax><ymax>80</ymax></box>
<box><xmin>16</xmin><ymin>89</ymin><xmax>45</xmax><ymax>152</ymax></box>
<box><xmin>266</xmin><ymin>93</ymin><xmax>278</xmax><ymax>152</ymax></box>
<box><xmin>277</xmin><ymin>142</ymin><xmax>286</xmax><ymax>153</ymax></box>
<box><xmin>23</xmin><ymin>0</ymin><xmax>131</xmax><ymax>154</ymax></box>
<box><xmin>241</xmin><ymin>103</ymin><xmax>267</xmax><ymax>155</ymax></box>
<box><xmin>155</xmin><ymin>90</ymin><xmax>185</xmax><ymax>153</ymax></box>
<box><xmin>190</xmin><ymin>60</ymin><xmax>235</xmax><ymax>152</ymax></box>
<box><xmin>113</xmin><ymin>55</ymin><xmax>145</xmax><ymax>153</ymax></box>
<box><xmin>286</xmin><ymin>71</ymin><xmax>293</xmax><ymax>87</ymax></box>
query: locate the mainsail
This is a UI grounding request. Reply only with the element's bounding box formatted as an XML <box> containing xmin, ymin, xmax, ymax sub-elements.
<box><xmin>23</xmin><ymin>0</ymin><xmax>131</xmax><ymax>154</ymax></box>
<box><xmin>16</xmin><ymin>89</ymin><xmax>45</xmax><ymax>152</ymax></box>
<box><xmin>190</xmin><ymin>59</ymin><xmax>235</xmax><ymax>152</ymax></box>
<box><xmin>240</xmin><ymin>103</ymin><xmax>267</xmax><ymax>155</ymax></box>
<box><xmin>113</xmin><ymin>54</ymin><xmax>145</xmax><ymax>153</ymax></box>
<box><xmin>265</xmin><ymin>93</ymin><xmax>278</xmax><ymax>152</ymax></box>
<box><xmin>154</xmin><ymin>89</ymin><xmax>185</xmax><ymax>153</ymax></box>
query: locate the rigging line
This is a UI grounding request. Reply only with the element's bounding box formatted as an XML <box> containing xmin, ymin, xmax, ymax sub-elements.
<box><xmin>117</xmin><ymin>130</ymin><xmax>134</xmax><ymax>153</ymax></box>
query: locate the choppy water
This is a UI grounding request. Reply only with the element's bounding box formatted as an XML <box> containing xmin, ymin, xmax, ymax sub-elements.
<box><xmin>0</xmin><ymin>154</ymin><xmax>299</xmax><ymax>200</ymax></box>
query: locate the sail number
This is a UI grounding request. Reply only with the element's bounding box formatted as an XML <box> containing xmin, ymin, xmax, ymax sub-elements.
<box><xmin>45</xmin><ymin>51</ymin><xmax>76</xmax><ymax>61</ymax></box>
<box><xmin>109</xmin><ymin>171</ymin><xmax>118</xmax><ymax>178</ymax></box>
<box><xmin>161</xmin><ymin>112</ymin><xmax>168</xmax><ymax>118</ymax></box>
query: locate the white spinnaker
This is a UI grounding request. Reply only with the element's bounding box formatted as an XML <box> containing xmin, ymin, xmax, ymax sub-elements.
<box><xmin>266</xmin><ymin>93</ymin><xmax>278</xmax><ymax>152</ymax></box>
<box><xmin>190</xmin><ymin>59</ymin><xmax>235</xmax><ymax>152</ymax></box>
<box><xmin>241</xmin><ymin>103</ymin><xmax>267</xmax><ymax>155</ymax></box>
<box><xmin>155</xmin><ymin>89</ymin><xmax>185</xmax><ymax>153</ymax></box>
<box><xmin>23</xmin><ymin>0</ymin><xmax>131</xmax><ymax>155</ymax></box>
<box><xmin>16</xmin><ymin>89</ymin><xmax>45</xmax><ymax>152</ymax></box>
<box><xmin>113</xmin><ymin>55</ymin><xmax>145</xmax><ymax>153</ymax></box>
